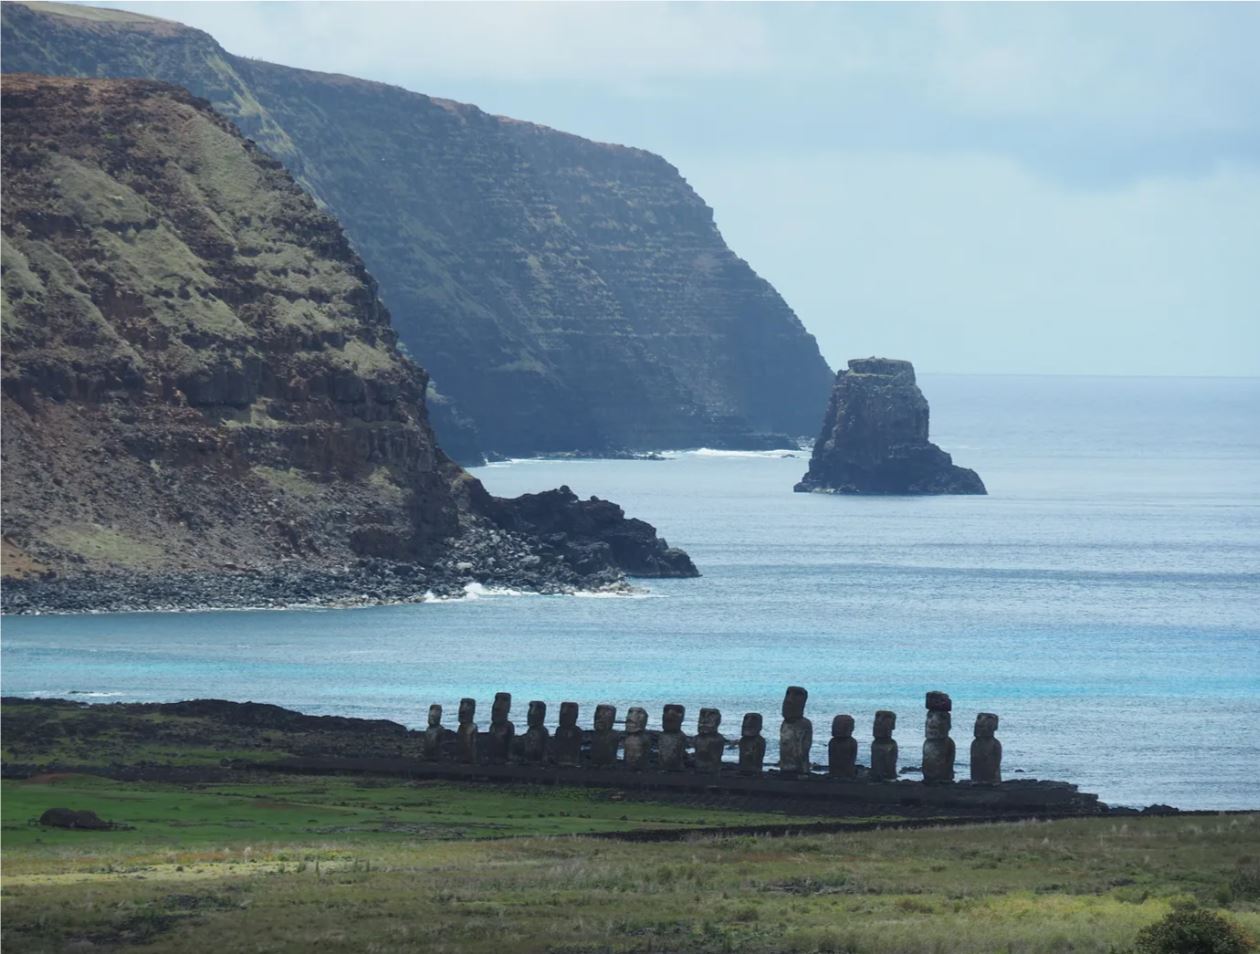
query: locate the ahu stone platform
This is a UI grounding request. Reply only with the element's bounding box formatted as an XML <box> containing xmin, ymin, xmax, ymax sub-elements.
<box><xmin>266</xmin><ymin>686</ymin><xmax>1102</xmax><ymax>816</ymax></box>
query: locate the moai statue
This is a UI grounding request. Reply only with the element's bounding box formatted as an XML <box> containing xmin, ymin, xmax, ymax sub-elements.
<box><xmin>970</xmin><ymin>712</ymin><xmax>1002</xmax><ymax>784</ymax></box>
<box><xmin>779</xmin><ymin>686</ymin><xmax>813</xmax><ymax>776</ymax></box>
<box><xmin>486</xmin><ymin>692</ymin><xmax>515</xmax><ymax>764</ymax></box>
<box><xmin>550</xmin><ymin>701</ymin><xmax>582</xmax><ymax>767</ymax></box>
<box><xmin>828</xmin><ymin>714</ymin><xmax>857</xmax><ymax>779</ymax></box>
<box><xmin>738</xmin><ymin>712</ymin><xmax>766</xmax><ymax>776</ymax></box>
<box><xmin>456</xmin><ymin>697</ymin><xmax>478</xmax><ymax>764</ymax></box>
<box><xmin>922</xmin><ymin>691</ymin><xmax>956</xmax><ymax>784</ymax></box>
<box><xmin>623</xmin><ymin>706</ymin><xmax>650</xmax><ymax>771</ymax></box>
<box><xmin>590</xmin><ymin>704</ymin><xmax>620</xmax><ymax>767</ymax></box>
<box><xmin>870</xmin><ymin>710</ymin><xmax>898</xmax><ymax>781</ymax></box>
<box><xmin>422</xmin><ymin>704</ymin><xmax>444</xmax><ymax>761</ymax></box>
<box><xmin>658</xmin><ymin>703</ymin><xmax>688</xmax><ymax>771</ymax></box>
<box><xmin>521</xmin><ymin>700</ymin><xmax>550</xmax><ymax>763</ymax></box>
<box><xmin>693</xmin><ymin>707</ymin><xmax>726</xmax><ymax>774</ymax></box>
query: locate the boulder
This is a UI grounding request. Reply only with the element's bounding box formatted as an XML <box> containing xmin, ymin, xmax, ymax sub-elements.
<box><xmin>39</xmin><ymin>807</ymin><xmax>114</xmax><ymax>830</ymax></box>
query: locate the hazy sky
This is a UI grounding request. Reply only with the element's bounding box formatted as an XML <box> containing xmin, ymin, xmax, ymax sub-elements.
<box><xmin>92</xmin><ymin>1</ymin><xmax>1260</xmax><ymax>376</ymax></box>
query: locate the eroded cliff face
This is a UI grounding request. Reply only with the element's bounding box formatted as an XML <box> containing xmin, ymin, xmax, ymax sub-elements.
<box><xmin>0</xmin><ymin>75</ymin><xmax>698</xmax><ymax>608</ymax></box>
<box><xmin>1</xmin><ymin>74</ymin><xmax>460</xmax><ymax>578</ymax></box>
<box><xmin>1</xmin><ymin>1</ymin><xmax>834</xmax><ymax>459</ymax></box>
<box><xmin>794</xmin><ymin>358</ymin><xmax>986</xmax><ymax>495</ymax></box>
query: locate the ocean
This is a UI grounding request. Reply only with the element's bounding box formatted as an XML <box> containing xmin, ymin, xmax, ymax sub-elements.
<box><xmin>3</xmin><ymin>374</ymin><xmax>1258</xmax><ymax>809</ymax></box>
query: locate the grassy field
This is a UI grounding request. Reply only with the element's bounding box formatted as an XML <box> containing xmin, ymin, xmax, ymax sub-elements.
<box><xmin>3</xmin><ymin>773</ymin><xmax>1258</xmax><ymax>953</ymax></box>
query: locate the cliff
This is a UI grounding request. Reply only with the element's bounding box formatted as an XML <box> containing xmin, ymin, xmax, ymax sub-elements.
<box><xmin>1</xmin><ymin>1</ymin><xmax>834</xmax><ymax>460</ymax></box>
<box><xmin>0</xmin><ymin>74</ymin><xmax>695</xmax><ymax>612</ymax></box>
<box><xmin>794</xmin><ymin>358</ymin><xmax>986</xmax><ymax>495</ymax></box>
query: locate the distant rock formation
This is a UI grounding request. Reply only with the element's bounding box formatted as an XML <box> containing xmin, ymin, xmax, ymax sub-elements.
<box><xmin>794</xmin><ymin>358</ymin><xmax>986</xmax><ymax>495</ymax></box>
<box><xmin>1</xmin><ymin>0</ymin><xmax>834</xmax><ymax>460</ymax></box>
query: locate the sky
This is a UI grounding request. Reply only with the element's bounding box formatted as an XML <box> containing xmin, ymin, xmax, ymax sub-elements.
<box><xmin>91</xmin><ymin>1</ymin><xmax>1260</xmax><ymax>376</ymax></box>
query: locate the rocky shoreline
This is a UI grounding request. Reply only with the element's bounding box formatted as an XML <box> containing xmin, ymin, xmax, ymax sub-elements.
<box><xmin>1</xmin><ymin>501</ymin><xmax>696</xmax><ymax>615</ymax></box>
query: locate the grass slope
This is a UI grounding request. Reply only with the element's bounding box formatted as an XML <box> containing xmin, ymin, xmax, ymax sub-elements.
<box><xmin>2</xmin><ymin>774</ymin><xmax>1258</xmax><ymax>953</ymax></box>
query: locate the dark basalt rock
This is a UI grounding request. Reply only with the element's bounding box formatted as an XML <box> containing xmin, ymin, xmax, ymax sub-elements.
<box><xmin>39</xmin><ymin>807</ymin><xmax>114</xmax><ymax>830</ymax></box>
<box><xmin>473</xmin><ymin>483</ymin><xmax>699</xmax><ymax>579</ymax></box>
<box><xmin>795</xmin><ymin>358</ymin><xmax>986</xmax><ymax>496</ymax></box>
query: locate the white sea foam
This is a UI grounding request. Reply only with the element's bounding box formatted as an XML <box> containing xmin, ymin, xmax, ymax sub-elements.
<box><xmin>687</xmin><ymin>447</ymin><xmax>802</xmax><ymax>459</ymax></box>
<box><xmin>420</xmin><ymin>582</ymin><xmax>657</xmax><ymax>603</ymax></box>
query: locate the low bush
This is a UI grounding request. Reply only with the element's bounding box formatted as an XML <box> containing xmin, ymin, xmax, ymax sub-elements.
<box><xmin>1133</xmin><ymin>908</ymin><xmax>1255</xmax><ymax>954</ymax></box>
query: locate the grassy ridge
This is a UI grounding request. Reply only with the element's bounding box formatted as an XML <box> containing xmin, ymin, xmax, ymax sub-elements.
<box><xmin>3</xmin><ymin>773</ymin><xmax>1259</xmax><ymax>952</ymax></box>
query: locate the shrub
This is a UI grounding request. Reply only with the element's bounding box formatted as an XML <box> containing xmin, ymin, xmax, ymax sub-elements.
<box><xmin>1133</xmin><ymin>908</ymin><xmax>1256</xmax><ymax>954</ymax></box>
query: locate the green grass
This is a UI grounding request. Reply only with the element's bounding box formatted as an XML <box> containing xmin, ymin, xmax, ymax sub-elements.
<box><xmin>2</xmin><ymin>774</ymin><xmax>834</xmax><ymax>854</ymax></box>
<box><xmin>2</xmin><ymin>791</ymin><xmax>1257</xmax><ymax>953</ymax></box>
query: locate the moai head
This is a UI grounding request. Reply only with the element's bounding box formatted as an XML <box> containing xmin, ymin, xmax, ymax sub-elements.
<box><xmin>594</xmin><ymin>704</ymin><xmax>617</xmax><ymax>732</ymax></box>
<box><xmin>742</xmin><ymin>712</ymin><xmax>763</xmax><ymax>738</ymax></box>
<box><xmin>831</xmin><ymin>714</ymin><xmax>855</xmax><ymax>739</ymax></box>
<box><xmin>559</xmin><ymin>701</ymin><xmax>579</xmax><ymax>728</ymax></box>
<box><xmin>625</xmin><ymin>706</ymin><xmax>648</xmax><ymax>733</ymax></box>
<box><xmin>698</xmin><ymin>707</ymin><xmax>721</xmax><ymax>734</ymax></box>
<box><xmin>782</xmin><ymin>686</ymin><xmax>808</xmax><ymax>720</ymax></box>
<box><xmin>926</xmin><ymin>709</ymin><xmax>951</xmax><ymax>739</ymax></box>
<box><xmin>662</xmin><ymin>704</ymin><xmax>685</xmax><ymax>733</ymax></box>
<box><xmin>491</xmin><ymin>692</ymin><xmax>512</xmax><ymax>725</ymax></box>
<box><xmin>974</xmin><ymin>712</ymin><xmax>999</xmax><ymax>739</ymax></box>
<box><xmin>427</xmin><ymin>704</ymin><xmax>442</xmax><ymax>728</ymax></box>
<box><xmin>874</xmin><ymin>710</ymin><xmax>896</xmax><ymax>739</ymax></box>
<box><xmin>527</xmin><ymin>700</ymin><xmax>547</xmax><ymax>728</ymax></box>
<box><xmin>925</xmin><ymin>691</ymin><xmax>952</xmax><ymax>713</ymax></box>
<box><xmin>458</xmin><ymin>697</ymin><xmax>476</xmax><ymax>725</ymax></box>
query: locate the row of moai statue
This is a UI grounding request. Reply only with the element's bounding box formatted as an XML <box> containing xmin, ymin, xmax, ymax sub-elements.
<box><xmin>421</xmin><ymin>687</ymin><xmax>1002</xmax><ymax>783</ymax></box>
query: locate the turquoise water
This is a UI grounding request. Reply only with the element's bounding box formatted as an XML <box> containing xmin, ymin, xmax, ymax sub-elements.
<box><xmin>3</xmin><ymin>375</ymin><xmax>1258</xmax><ymax>809</ymax></box>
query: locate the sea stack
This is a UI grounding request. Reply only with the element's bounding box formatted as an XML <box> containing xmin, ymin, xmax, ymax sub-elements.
<box><xmin>794</xmin><ymin>358</ymin><xmax>986</xmax><ymax>495</ymax></box>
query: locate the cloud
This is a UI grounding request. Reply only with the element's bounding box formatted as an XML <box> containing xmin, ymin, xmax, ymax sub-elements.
<box><xmin>683</xmin><ymin>152</ymin><xmax>1260</xmax><ymax>376</ymax></box>
<box><xmin>91</xmin><ymin>1</ymin><xmax>773</xmax><ymax>83</ymax></box>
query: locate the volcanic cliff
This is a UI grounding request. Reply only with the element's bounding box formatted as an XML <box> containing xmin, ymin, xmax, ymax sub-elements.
<box><xmin>1</xmin><ymin>1</ymin><xmax>834</xmax><ymax>461</ymax></box>
<box><xmin>794</xmin><ymin>358</ymin><xmax>986</xmax><ymax>495</ymax></box>
<box><xmin>0</xmin><ymin>74</ymin><xmax>695</xmax><ymax>612</ymax></box>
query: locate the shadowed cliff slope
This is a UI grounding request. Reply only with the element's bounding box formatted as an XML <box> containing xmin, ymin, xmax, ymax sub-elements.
<box><xmin>0</xmin><ymin>74</ymin><xmax>696</xmax><ymax>610</ymax></box>
<box><xmin>2</xmin><ymin>1</ymin><xmax>834</xmax><ymax>460</ymax></box>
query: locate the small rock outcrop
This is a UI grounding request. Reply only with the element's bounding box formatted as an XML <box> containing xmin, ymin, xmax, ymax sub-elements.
<box><xmin>795</xmin><ymin>358</ymin><xmax>986</xmax><ymax>495</ymax></box>
<box><xmin>471</xmin><ymin>484</ymin><xmax>699</xmax><ymax>579</ymax></box>
<box><xmin>39</xmin><ymin>807</ymin><xmax>114</xmax><ymax>830</ymax></box>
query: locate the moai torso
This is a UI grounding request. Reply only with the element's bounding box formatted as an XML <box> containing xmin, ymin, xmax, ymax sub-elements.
<box><xmin>828</xmin><ymin>714</ymin><xmax>857</xmax><ymax>779</ymax></box>
<box><xmin>551</xmin><ymin>701</ymin><xmax>582</xmax><ymax>767</ymax></box>
<box><xmin>870</xmin><ymin>710</ymin><xmax>898</xmax><ymax>781</ymax></box>
<box><xmin>922</xmin><ymin>692</ymin><xmax>956</xmax><ymax>783</ymax></box>
<box><xmin>589</xmin><ymin>704</ymin><xmax>620</xmax><ymax>767</ymax></box>
<box><xmin>658</xmin><ymin>704</ymin><xmax>688</xmax><ymax>771</ymax></box>
<box><xmin>970</xmin><ymin>712</ymin><xmax>1002</xmax><ymax>784</ymax></box>
<box><xmin>422</xmin><ymin>704</ymin><xmax>444</xmax><ymax>761</ymax></box>
<box><xmin>693</xmin><ymin>707</ymin><xmax>726</xmax><ymax>774</ymax></box>
<box><xmin>778</xmin><ymin>686</ymin><xmax>813</xmax><ymax>775</ymax></box>
<box><xmin>738</xmin><ymin>712</ymin><xmax>766</xmax><ymax>776</ymax></box>
<box><xmin>623</xmin><ymin>706</ymin><xmax>649</xmax><ymax>770</ymax></box>
<box><xmin>487</xmin><ymin>692</ymin><xmax>515</xmax><ymax>764</ymax></box>
<box><xmin>456</xmin><ymin>697</ymin><xmax>478</xmax><ymax>764</ymax></box>
<box><xmin>521</xmin><ymin>701</ymin><xmax>550</xmax><ymax>763</ymax></box>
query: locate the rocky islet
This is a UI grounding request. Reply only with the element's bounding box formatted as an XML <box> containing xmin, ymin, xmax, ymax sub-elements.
<box><xmin>795</xmin><ymin>358</ymin><xmax>986</xmax><ymax>495</ymax></box>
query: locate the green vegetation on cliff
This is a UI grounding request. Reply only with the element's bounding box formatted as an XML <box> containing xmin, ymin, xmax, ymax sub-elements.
<box><xmin>0</xmin><ymin>74</ymin><xmax>457</xmax><ymax>576</ymax></box>
<box><xmin>2</xmin><ymin>0</ymin><xmax>834</xmax><ymax>458</ymax></box>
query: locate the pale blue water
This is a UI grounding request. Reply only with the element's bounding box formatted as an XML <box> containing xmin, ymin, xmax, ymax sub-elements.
<box><xmin>3</xmin><ymin>375</ymin><xmax>1259</xmax><ymax>809</ymax></box>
